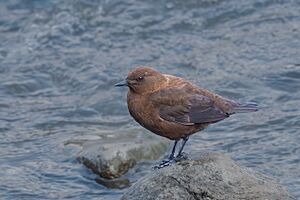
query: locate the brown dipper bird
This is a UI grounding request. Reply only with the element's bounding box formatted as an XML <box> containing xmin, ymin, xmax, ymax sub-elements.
<box><xmin>115</xmin><ymin>67</ymin><xmax>258</xmax><ymax>168</ymax></box>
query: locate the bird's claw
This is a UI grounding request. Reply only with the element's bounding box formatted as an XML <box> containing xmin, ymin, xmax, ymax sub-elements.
<box><xmin>174</xmin><ymin>152</ymin><xmax>189</xmax><ymax>162</ymax></box>
<box><xmin>153</xmin><ymin>153</ymin><xmax>189</xmax><ymax>169</ymax></box>
<box><xmin>153</xmin><ymin>158</ymin><xmax>175</xmax><ymax>169</ymax></box>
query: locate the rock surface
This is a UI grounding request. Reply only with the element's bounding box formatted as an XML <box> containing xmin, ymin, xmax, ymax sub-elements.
<box><xmin>76</xmin><ymin>131</ymin><xmax>169</xmax><ymax>180</ymax></box>
<box><xmin>122</xmin><ymin>152</ymin><xmax>295</xmax><ymax>200</ymax></box>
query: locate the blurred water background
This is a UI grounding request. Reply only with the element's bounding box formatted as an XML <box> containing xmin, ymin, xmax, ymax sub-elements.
<box><xmin>0</xmin><ymin>0</ymin><xmax>299</xmax><ymax>199</ymax></box>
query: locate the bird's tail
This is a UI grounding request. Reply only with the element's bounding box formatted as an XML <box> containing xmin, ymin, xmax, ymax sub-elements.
<box><xmin>231</xmin><ymin>102</ymin><xmax>259</xmax><ymax>113</ymax></box>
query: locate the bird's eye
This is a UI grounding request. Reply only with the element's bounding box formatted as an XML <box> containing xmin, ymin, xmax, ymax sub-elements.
<box><xmin>137</xmin><ymin>76</ymin><xmax>144</xmax><ymax>81</ymax></box>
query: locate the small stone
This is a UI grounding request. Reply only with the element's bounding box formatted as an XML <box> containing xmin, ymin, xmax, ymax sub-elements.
<box><xmin>77</xmin><ymin>132</ymin><xmax>170</xmax><ymax>180</ymax></box>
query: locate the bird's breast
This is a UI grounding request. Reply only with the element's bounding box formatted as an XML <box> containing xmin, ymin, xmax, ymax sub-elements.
<box><xmin>127</xmin><ymin>93</ymin><xmax>157</xmax><ymax>129</ymax></box>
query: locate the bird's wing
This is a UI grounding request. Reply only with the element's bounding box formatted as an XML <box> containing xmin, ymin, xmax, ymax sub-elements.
<box><xmin>150</xmin><ymin>87</ymin><xmax>229</xmax><ymax>125</ymax></box>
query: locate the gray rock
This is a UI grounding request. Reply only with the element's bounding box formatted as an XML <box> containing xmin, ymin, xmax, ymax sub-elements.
<box><xmin>122</xmin><ymin>152</ymin><xmax>295</xmax><ymax>200</ymax></box>
<box><xmin>76</xmin><ymin>131</ymin><xmax>169</xmax><ymax>181</ymax></box>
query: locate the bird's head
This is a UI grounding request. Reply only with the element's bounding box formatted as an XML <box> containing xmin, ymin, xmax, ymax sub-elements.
<box><xmin>115</xmin><ymin>67</ymin><xmax>167</xmax><ymax>94</ymax></box>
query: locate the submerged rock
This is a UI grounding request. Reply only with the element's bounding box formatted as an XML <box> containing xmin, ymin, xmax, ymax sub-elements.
<box><xmin>122</xmin><ymin>152</ymin><xmax>295</xmax><ymax>200</ymax></box>
<box><xmin>95</xmin><ymin>177</ymin><xmax>131</xmax><ymax>189</ymax></box>
<box><xmin>77</xmin><ymin>131</ymin><xmax>169</xmax><ymax>181</ymax></box>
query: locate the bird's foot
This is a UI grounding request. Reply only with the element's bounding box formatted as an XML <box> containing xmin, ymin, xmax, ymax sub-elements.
<box><xmin>174</xmin><ymin>152</ymin><xmax>189</xmax><ymax>162</ymax></box>
<box><xmin>153</xmin><ymin>157</ymin><xmax>175</xmax><ymax>169</ymax></box>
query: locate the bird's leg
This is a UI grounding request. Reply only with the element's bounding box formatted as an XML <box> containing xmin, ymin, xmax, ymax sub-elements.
<box><xmin>175</xmin><ymin>136</ymin><xmax>189</xmax><ymax>161</ymax></box>
<box><xmin>153</xmin><ymin>140</ymin><xmax>178</xmax><ymax>169</ymax></box>
<box><xmin>168</xmin><ymin>139</ymin><xmax>178</xmax><ymax>160</ymax></box>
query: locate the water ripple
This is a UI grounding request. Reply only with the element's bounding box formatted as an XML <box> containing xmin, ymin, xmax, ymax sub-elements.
<box><xmin>0</xmin><ymin>0</ymin><xmax>299</xmax><ymax>199</ymax></box>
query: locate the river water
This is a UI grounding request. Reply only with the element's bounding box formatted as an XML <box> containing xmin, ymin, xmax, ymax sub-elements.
<box><xmin>0</xmin><ymin>0</ymin><xmax>299</xmax><ymax>199</ymax></box>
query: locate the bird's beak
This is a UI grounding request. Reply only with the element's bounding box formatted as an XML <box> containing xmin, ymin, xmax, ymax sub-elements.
<box><xmin>115</xmin><ymin>80</ymin><xmax>128</xmax><ymax>87</ymax></box>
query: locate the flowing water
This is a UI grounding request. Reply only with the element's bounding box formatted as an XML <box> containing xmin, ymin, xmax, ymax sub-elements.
<box><xmin>0</xmin><ymin>0</ymin><xmax>300</xmax><ymax>199</ymax></box>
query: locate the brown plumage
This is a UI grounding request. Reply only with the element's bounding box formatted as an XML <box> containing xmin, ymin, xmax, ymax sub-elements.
<box><xmin>115</xmin><ymin>67</ymin><xmax>258</xmax><ymax>168</ymax></box>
